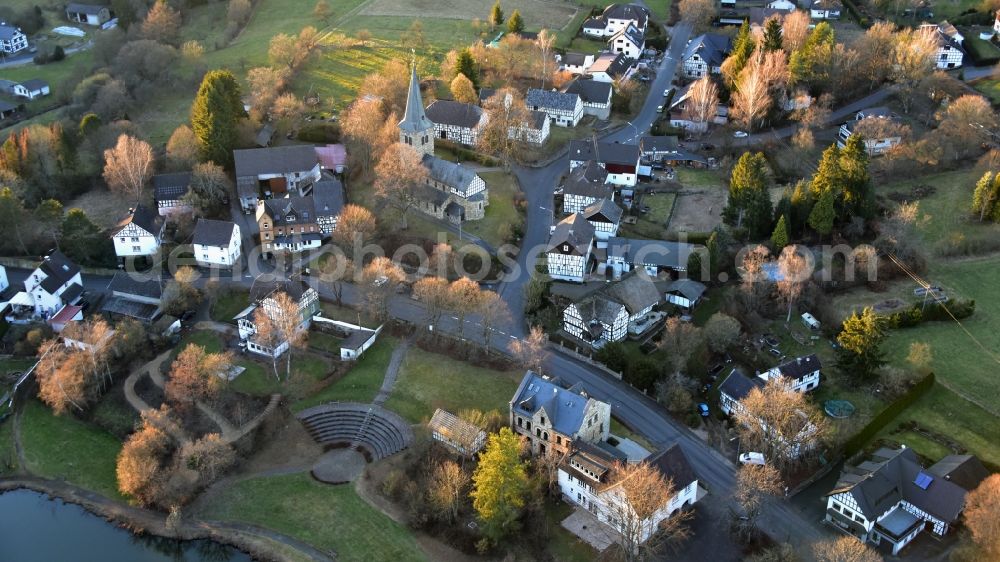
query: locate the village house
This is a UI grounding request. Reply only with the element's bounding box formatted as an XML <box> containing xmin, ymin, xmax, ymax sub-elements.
<box><xmin>235</xmin><ymin>281</ymin><xmax>320</xmax><ymax>358</ymax></box>
<box><xmin>4</xmin><ymin>251</ymin><xmax>83</xmax><ymax>323</ymax></box>
<box><xmin>562</xmin><ymin>160</ymin><xmax>612</xmax><ymax>215</ymax></box>
<box><xmin>748</xmin><ymin>8</ymin><xmax>787</xmax><ymax>35</ymax></box>
<box><xmin>810</xmin><ymin>0</ymin><xmax>842</xmax><ymax>19</ymax></box>
<box><xmin>563</xmin><ymin>270</ymin><xmax>660</xmax><ymax>347</ymax></box>
<box><xmin>256</xmin><ymin>192</ymin><xmax>340</xmax><ymax>257</ymax></box>
<box><xmin>509</xmin><ymin>371</ymin><xmax>612</xmax><ymax>456</ymax></box>
<box><xmin>717</xmin><ymin>368</ymin><xmax>763</xmax><ymax>416</ymax></box>
<box><xmin>0</xmin><ymin>23</ymin><xmax>28</xmax><ymax>55</ymax></box>
<box><xmin>581</xmin><ymin>3</ymin><xmax>650</xmax><ymax>38</ymax></box>
<box><xmin>234</xmin><ymin>145</ymin><xmax>322</xmax><ymax>213</ymax></box>
<box><xmin>681</xmin><ymin>33</ymin><xmax>732</xmax><ymax>78</ymax></box>
<box><xmin>919</xmin><ymin>23</ymin><xmax>965</xmax><ymax>69</ymax></box>
<box><xmin>766</xmin><ymin>0</ymin><xmax>798</xmax><ymax>10</ymax></box>
<box><xmin>586</xmin><ymin>52</ymin><xmax>635</xmax><ymax>83</ymax></box>
<box><xmin>152</xmin><ymin>172</ymin><xmax>192</xmax><ymax>216</ymax></box>
<box><xmin>564</xmin><ymin>79</ymin><xmax>614</xmax><ymax>120</ymax></box>
<box><xmin>0</xmin><ymin>100</ymin><xmax>18</xmax><ymax>120</ymax></box>
<box><xmin>311</xmin><ymin>316</ymin><xmax>382</xmax><ymax>360</ymax></box>
<box><xmin>100</xmin><ymin>271</ymin><xmax>162</xmax><ymax>324</ymax></box>
<box><xmin>825</xmin><ymin>447</ymin><xmax>987</xmax><ymax>555</ymax></box>
<box><xmin>547</xmin><ymin>213</ymin><xmax>596</xmax><ymax>283</ymax></box>
<box><xmin>514</xmin><ymin>110</ymin><xmax>552</xmax><ymax>144</ymax></box>
<box><xmin>608</xmin><ymin>22</ymin><xmax>645</xmax><ymax>59</ymax></box>
<box><xmin>10</xmin><ymin>79</ymin><xmax>50</xmax><ymax>100</ymax></box>
<box><xmin>758</xmin><ymin>354</ymin><xmax>822</xmax><ymax>393</ymax></box>
<box><xmin>192</xmin><ymin>219</ymin><xmax>242</xmax><ymax>269</ymax></box>
<box><xmin>526</xmin><ymin>88</ymin><xmax>584</xmax><ymax>127</ymax></box>
<box><xmin>560</xmin><ymin>52</ymin><xmax>595</xmax><ymax>74</ymax></box>
<box><xmin>605</xmin><ymin>237</ymin><xmax>698</xmax><ymax>278</ymax></box>
<box><xmin>583</xmin><ymin>198</ymin><xmax>623</xmax><ymax>244</ymax></box>
<box><xmin>559</xmin><ymin>442</ymin><xmax>700</xmax><ymax>546</ymax></box>
<box><xmin>425</xmin><ymin>99</ymin><xmax>488</xmax><ymax>146</ymax></box>
<box><xmin>568</xmin><ymin>140</ymin><xmax>641</xmax><ymax>187</ymax></box>
<box><xmin>837</xmin><ymin>107</ymin><xmax>903</xmax><ymax>156</ymax></box>
<box><xmin>664</xmin><ymin>278</ymin><xmax>707</xmax><ymax>310</ymax></box>
<box><xmin>111</xmin><ymin>205</ymin><xmax>165</xmax><ymax>260</ymax></box>
<box><xmin>65</xmin><ymin>3</ymin><xmax>112</xmax><ymax>26</ymax></box>
<box><xmin>428</xmin><ymin>409</ymin><xmax>487</xmax><ymax>457</ymax></box>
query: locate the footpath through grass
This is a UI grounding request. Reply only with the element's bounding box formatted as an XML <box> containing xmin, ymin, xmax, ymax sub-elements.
<box><xmin>291</xmin><ymin>336</ymin><xmax>397</xmax><ymax>412</ymax></box>
<box><xmin>195</xmin><ymin>472</ymin><xmax>425</xmax><ymax>562</ymax></box>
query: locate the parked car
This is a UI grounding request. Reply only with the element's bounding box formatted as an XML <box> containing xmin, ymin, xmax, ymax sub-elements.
<box><xmin>656</xmin><ymin>104</ymin><xmax>664</xmax><ymax>113</ymax></box>
<box><xmin>768</xmin><ymin>348</ymin><xmax>782</xmax><ymax>357</ymax></box>
<box><xmin>739</xmin><ymin>452</ymin><xmax>766</xmax><ymax>465</ymax></box>
<box><xmin>663</xmin><ymin>89</ymin><xmax>671</xmax><ymax>97</ymax></box>
<box><xmin>733</xmin><ymin>130</ymin><xmax>748</xmax><ymax>138</ymax></box>
<box><xmin>179</xmin><ymin>310</ymin><xmax>196</xmax><ymax>324</ymax></box>
<box><xmin>697</xmin><ymin>403</ymin><xmax>710</xmax><ymax>417</ymax></box>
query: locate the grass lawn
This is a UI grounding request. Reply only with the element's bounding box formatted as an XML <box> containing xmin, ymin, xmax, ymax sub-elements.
<box><xmin>676</xmin><ymin>168</ymin><xmax>724</xmax><ymax>188</ymax></box>
<box><xmin>962</xmin><ymin>34</ymin><xmax>1000</xmax><ymax>64</ymax></box>
<box><xmin>194</xmin><ymin>473</ymin><xmax>425</xmax><ymax>562</ymax></box>
<box><xmin>172</xmin><ymin>330</ymin><xmax>224</xmax><ymax>359</ymax></box>
<box><xmin>620</xmin><ymin>192</ymin><xmax>676</xmax><ymax>239</ymax></box>
<box><xmin>0</xmin><ymin>418</ymin><xmax>17</xmax><ymax>475</ymax></box>
<box><xmin>383</xmin><ymin>346</ymin><xmax>521</xmax><ymax>423</ymax></box>
<box><xmin>610</xmin><ymin>417</ymin><xmax>655</xmax><ymax>452</ymax></box>
<box><xmin>319</xmin><ymin>301</ymin><xmax>377</xmax><ymax>327</ymax></box>
<box><xmin>564</xmin><ymin>36</ymin><xmax>606</xmax><ymax>55</ymax></box>
<box><xmin>19</xmin><ymin>399</ymin><xmax>124</xmax><ymax>500</ymax></box>
<box><xmin>461</xmin><ymin>171</ymin><xmax>522</xmax><ymax>249</ymax></box>
<box><xmin>230</xmin><ymin>353</ymin><xmax>333</xmax><ymax>396</ymax></box>
<box><xmin>543</xmin><ymin>501</ymin><xmax>597</xmax><ymax>562</ymax></box>
<box><xmin>974</xmin><ymin>78</ymin><xmax>1000</xmax><ymax>106</ymax></box>
<box><xmin>211</xmin><ymin>289</ymin><xmax>251</xmax><ymax>323</ymax></box>
<box><xmin>308</xmin><ymin>331</ymin><xmax>344</xmax><ymax>354</ymax></box>
<box><xmin>291</xmin><ymin>336</ymin><xmax>397</xmax><ymax>412</ymax></box>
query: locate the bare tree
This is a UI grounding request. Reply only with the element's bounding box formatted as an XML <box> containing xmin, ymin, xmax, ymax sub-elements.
<box><xmin>247</xmin><ymin>66</ymin><xmax>290</xmax><ymax>119</ymax></box>
<box><xmin>892</xmin><ymin>26</ymin><xmax>938</xmax><ymax>113</ymax></box>
<box><xmin>165</xmin><ymin>344</ymin><xmax>233</xmax><ymax>404</ymax></box>
<box><xmin>734</xmin><ymin>464</ymin><xmax>784</xmax><ymax>539</ymax></box>
<box><xmin>682</xmin><ymin>76</ymin><xmax>719</xmax><ymax>129</ymax></box>
<box><xmin>360</xmin><ymin>257</ymin><xmax>406</xmax><ymax>321</ymax></box>
<box><xmin>141</xmin><ymin>0</ymin><xmax>181</xmax><ymax>45</ymax></box>
<box><xmin>776</xmin><ymin>245</ymin><xmax>810</xmax><ymax>323</ymax></box>
<box><xmin>251</xmin><ymin>307</ymin><xmax>282</xmax><ymax>380</ymax></box>
<box><xmin>537</xmin><ymin>29</ymin><xmax>557</xmax><ymax>89</ymax></box>
<box><xmin>704</xmin><ymin>313</ymin><xmax>741</xmax><ymax>354</ymax></box>
<box><xmin>103</xmin><ymin>134</ymin><xmax>154</xmax><ymax>204</ymax></box>
<box><xmin>374</xmin><ymin>143</ymin><xmax>430</xmax><ymax>229</ymax></box>
<box><xmin>450</xmin><ymin>74</ymin><xmax>477</xmax><ymax>104</ymax></box>
<box><xmin>331</xmin><ymin>204</ymin><xmax>377</xmax><ymax>260</ymax></box>
<box><xmin>739</xmin><ymin>245</ymin><xmax>771</xmax><ymax>314</ymax></box>
<box><xmin>340</xmin><ymin>98</ymin><xmax>394</xmax><ymax>175</ymax></box>
<box><xmin>812</xmin><ymin>536</ymin><xmax>882</xmax><ymax>562</ymax></box>
<box><xmin>732</xmin><ymin>49</ymin><xmax>788</xmax><ymax>131</ymax></box>
<box><xmin>679</xmin><ymin>0</ymin><xmax>717</xmax><ymax>30</ymax></box>
<box><xmin>413</xmin><ymin>276</ymin><xmax>450</xmax><ymax>332</ymax></box>
<box><xmin>733</xmin><ymin>378</ymin><xmax>828</xmax><ymax>474</ymax></box>
<box><xmin>447</xmin><ymin>277</ymin><xmax>483</xmax><ymax>339</ymax></box>
<box><xmin>781</xmin><ymin>11</ymin><xmax>810</xmax><ymax>53</ymax></box>
<box><xmin>931</xmin><ymin>94</ymin><xmax>997</xmax><ymax>162</ymax></box>
<box><xmin>429</xmin><ymin>460</ymin><xmax>470</xmax><ymax>523</ymax></box>
<box><xmin>854</xmin><ymin>22</ymin><xmax>896</xmax><ymax>91</ymax></box>
<box><xmin>267</xmin><ymin>291</ymin><xmax>309</xmax><ymax>381</ymax></box>
<box><xmin>478</xmin><ymin>88</ymin><xmax>532</xmax><ymax>169</ymax></box>
<box><xmin>508</xmin><ymin>326</ymin><xmax>548</xmax><ymax>374</ymax></box>
<box><xmin>657</xmin><ymin>317</ymin><xmax>703</xmax><ymax>375</ymax></box>
<box><xmin>165</xmin><ymin>125</ymin><xmax>198</xmax><ymax>171</ymax></box>
<box><xmin>478</xmin><ymin>290</ymin><xmax>510</xmax><ymax>353</ymax></box>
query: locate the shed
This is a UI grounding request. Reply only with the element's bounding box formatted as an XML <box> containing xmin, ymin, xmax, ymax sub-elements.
<box><xmin>801</xmin><ymin>312</ymin><xmax>820</xmax><ymax>330</ymax></box>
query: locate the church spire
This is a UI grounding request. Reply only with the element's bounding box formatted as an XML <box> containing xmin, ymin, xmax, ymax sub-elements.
<box><xmin>398</xmin><ymin>56</ymin><xmax>433</xmax><ymax>135</ymax></box>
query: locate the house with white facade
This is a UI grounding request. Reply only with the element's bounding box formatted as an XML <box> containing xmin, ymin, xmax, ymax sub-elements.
<box><xmin>235</xmin><ymin>281</ymin><xmax>320</xmax><ymax>358</ymax></box>
<box><xmin>606</xmin><ymin>237</ymin><xmax>699</xmax><ymax>278</ymax></box>
<box><xmin>568</xmin><ymin>140</ymin><xmax>641</xmax><ymax>187</ymax></box>
<box><xmin>583</xmin><ymin>198</ymin><xmax>623</xmax><ymax>244</ymax></box>
<box><xmin>561</xmin><ymin>52</ymin><xmax>595</xmax><ymax>74</ymax></box>
<box><xmin>682</xmin><ymin>33</ymin><xmax>731</xmax><ymax>78</ymax></box>
<box><xmin>0</xmin><ymin>264</ymin><xmax>8</xmax><ymax>294</ymax></box>
<box><xmin>4</xmin><ymin>251</ymin><xmax>84</xmax><ymax>323</ymax></box>
<box><xmin>111</xmin><ymin>205</ymin><xmax>164</xmax><ymax>260</ymax></box>
<box><xmin>766</xmin><ymin>0</ymin><xmax>798</xmax><ymax>10</ymax></box>
<box><xmin>586</xmin><ymin>52</ymin><xmax>636</xmax><ymax>83</ymax></box>
<box><xmin>425</xmin><ymin>100</ymin><xmax>488</xmax><ymax>146</ymax></box>
<box><xmin>825</xmin><ymin>447</ymin><xmax>987</xmax><ymax>555</ymax></box>
<box><xmin>837</xmin><ymin>106</ymin><xmax>903</xmax><ymax>156</ymax></box>
<box><xmin>665</xmin><ymin>278</ymin><xmax>706</xmax><ymax>310</ymax></box>
<box><xmin>428</xmin><ymin>409</ymin><xmax>487</xmax><ymax>457</ymax></box>
<box><xmin>0</xmin><ymin>23</ymin><xmax>28</xmax><ymax>55</ymax></box>
<box><xmin>608</xmin><ymin>23</ymin><xmax>645</xmax><ymax>59</ymax></box>
<box><xmin>11</xmin><ymin>80</ymin><xmax>50</xmax><ymax>100</ymax></box>
<box><xmin>758</xmin><ymin>354</ymin><xmax>821</xmax><ymax>393</ymax></box>
<box><xmin>153</xmin><ymin>172</ymin><xmax>192</xmax><ymax>216</ymax></box>
<box><xmin>513</xmin><ymin>110</ymin><xmax>551</xmax><ymax>144</ymax></box>
<box><xmin>101</xmin><ymin>271</ymin><xmax>162</xmax><ymax>323</ymax></box>
<box><xmin>65</xmin><ymin>3</ymin><xmax>113</xmax><ymax>26</ymax></box>
<box><xmin>562</xmin><ymin>160</ymin><xmax>612</xmax><ymax>215</ymax></box>
<box><xmin>581</xmin><ymin>3</ymin><xmax>650</xmax><ymax>38</ymax></box>
<box><xmin>509</xmin><ymin>370</ymin><xmax>612</xmax><ymax>456</ymax></box>
<box><xmin>559</xmin><ymin>442</ymin><xmax>699</xmax><ymax>546</ymax></box>
<box><xmin>810</xmin><ymin>0</ymin><xmax>842</xmax><ymax>19</ymax></box>
<box><xmin>547</xmin><ymin>213</ymin><xmax>595</xmax><ymax>283</ymax></box>
<box><xmin>563</xmin><ymin>270</ymin><xmax>660</xmax><ymax>347</ymax></box>
<box><xmin>193</xmin><ymin>219</ymin><xmax>242</xmax><ymax>269</ymax></box>
<box><xmin>717</xmin><ymin>368</ymin><xmax>764</xmax><ymax>416</ymax></box>
<box><xmin>919</xmin><ymin>23</ymin><xmax>965</xmax><ymax>69</ymax></box>
<box><xmin>526</xmin><ymin>88</ymin><xmax>584</xmax><ymax>127</ymax></box>
<box><xmin>234</xmin><ymin>145</ymin><xmax>322</xmax><ymax>213</ymax></box>
<box><xmin>311</xmin><ymin>315</ymin><xmax>382</xmax><ymax>360</ymax></box>
<box><xmin>564</xmin><ymin>79</ymin><xmax>614</xmax><ymax>120</ymax></box>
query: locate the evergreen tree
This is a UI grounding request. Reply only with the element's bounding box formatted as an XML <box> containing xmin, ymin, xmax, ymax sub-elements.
<box><xmin>789</xmin><ymin>22</ymin><xmax>834</xmax><ymax>85</ymax></box>
<box><xmin>809</xmin><ymin>143</ymin><xmax>842</xmax><ymax>199</ymax></box>
<box><xmin>471</xmin><ymin>428</ymin><xmax>527</xmax><ymax>544</ymax></box>
<box><xmin>763</xmin><ymin>17</ymin><xmax>783</xmax><ymax>52</ymax></box>
<box><xmin>489</xmin><ymin>0</ymin><xmax>505</xmax><ymax>28</ymax></box>
<box><xmin>687</xmin><ymin>251</ymin><xmax>704</xmax><ymax>282</ymax></box>
<box><xmin>789</xmin><ymin>180</ymin><xmax>814</xmax><ymax>236</ymax></box>
<box><xmin>706</xmin><ymin>229</ymin><xmax>721</xmax><ymax>280</ymax></box>
<box><xmin>724</xmin><ymin>22</ymin><xmax>756</xmax><ymax>87</ymax></box>
<box><xmin>972</xmin><ymin>171</ymin><xmax>1000</xmax><ymax>222</ymax></box>
<box><xmin>770</xmin><ymin>214</ymin><xmax>790</xmax><ymax>250</ymax></box>
<box><xmin>839</xmin><ymin>134</ymin><xmax>874</xmax><ymax>220</ymax></box>
<box><xmin>836</xmin><ymin>307</ymin><xmax>886</xmax><ymax>382</ymax></box>
<box><xmin>0</xmin><ymin>187</ymin><xmax>29</xmax><ymax>254</ymax></box>
<box><xmin>190</xmin><ymin>70</ymin><xmax>244</xmax><ymax>167</ymax></box>
<box><xmin>61</xmin><ymin>208</ymin><xmax>111</xmax><ymax>266</ymax></box>
<box><xmin>507</xmin><ymin>10</ymin><xmax>524</xmax><ymax>34</ymax></box>
<box><xmin>455</xmin><ymin>48</ymin><xmax>479</xmax><ymax>88</ymax></box>
<box><xmin>723</xmin><ymin>152</ymin><xmax>773</xmax><ymax>239</ymax></box>
<box><xmin>808</xmin><ymin>188</ymin><xmax>835</xmax><ymax>240</ymax></box>
<box><xmin>35</xmin><ymin>199</ymin><xmax>64</xmax><ymax>248</ymax></box>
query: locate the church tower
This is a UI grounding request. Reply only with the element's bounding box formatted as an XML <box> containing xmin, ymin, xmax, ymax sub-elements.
<box><xmin>398</xmin><ymin>60</ymin><xmax>434</xmax><ymax>157</ymax></box>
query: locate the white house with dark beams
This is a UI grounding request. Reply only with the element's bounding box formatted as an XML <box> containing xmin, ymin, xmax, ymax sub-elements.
<box><xmin>606</xmin><ymin>237</ymin><xmax>699</xmax><ymax>278</ymax></box>
<box><xmin>0</xmin><ymin>23</ymin><xmax>28</xmax><ymax>55</ymax></box>
<box><xmin>513</xmin><ymin>110</ymin><xmax>551</xmax><ymax>144</ymax></box>
<box><xmin>919</xmin><ymin>23</ymin><xmax>965</xmax><ymax>69</ymax></box>
<box><xmin>563</xmin><ymin>271</ymin><xmax>660</xmax><ymax>347</ymax></box>
<box><xmin>608</xmin><ymin>22</ymin><xmax>645</xmax><ymax>59</ymax></box>
<box><xmin>559</xmin><ymin>442</ymin><xmax>700</xmax><ymax>546</ymax></box>
<box><xmin>759</xmin><ymin>354</ymin><xmax>821</xmax><ymax>393</ymax></box>
<box><xmin>568</xmin><ymin>140</ymin><xmax>641</xmax><ymax>187</ymax></box>
<box><xmin>111</xmin><ymin>205</ymin><xmax>164</xmax><ymax>259</ymax></box>
<box><xmin>563</xmin><ymin>80</ymin><xmax>613</xmax><ymax>120</ymax></box>
<box><xmin>425</xmin><ymin>100</ymin><xmax>488</xmax><ymax>146</ymax></box>
<box><xmin>193</xmin><ymin>219</ymin><xmax>242</xmax><ymax>269</ymax></box>
<box><xmin>581</xmin><ymin>3</ymin><xmax>650</xmax><ymax>38</ymax></box>
<box><xmin>526</xmin><ymin>88</ymin><xmax>584</xmax><ymax>127</ymax></box>
<box><xmin>235</xmin><ymin>281</ymin><xmax>321</xmax><ymax>358</ymax></box>
<box><xmin>547</xmin><ymin>213</ymin><xmax>595</xmax><ymax>283</ymax></box>
<box><xmin>681</xmin><ymin>33</ymin><xmax>732</xmax><ymax>78</ymax></box>
<box><xmin>825</xmin><ymin>447</ymin><xmax>987</xmax><ymax>555</ymax></box>
<box><xmin>583</xmin><ymin>198</ymin><xmax>623</xmax><ymax>244</ymax></box>
<box><xmin>562</xmin><ymin>160</ymin><xmax>612</xmax><ymax>214</ymax></box>
<box><xmin>153</xmin><ymin>172</ymin><xmax>192</xmax><ymax>216</ymax></box>
<box><xmin>4</xmin><ymin>251</ymin><xmax>84</xmax><ymax>323</ymax></box>
<box><xmin>509</xmin><ymin>371</ymin><xmax>611</xmax><ymax>456</ymax></box>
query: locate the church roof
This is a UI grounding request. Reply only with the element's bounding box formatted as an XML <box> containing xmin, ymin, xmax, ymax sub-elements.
<box><xmin>399</xmin><ymin>63</ymin><xmax>433</xmax><ymax>134</ymax></box>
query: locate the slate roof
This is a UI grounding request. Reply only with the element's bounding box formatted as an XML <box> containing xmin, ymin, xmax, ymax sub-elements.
<box><xmin>260</xmin><ymin>196</ymin><xmax>324</xmax><ymax>227</ymax></box>
<box><xmin>112</xmin><ymin>204</ymin><xmax>161</xmax><ymax>236</ymax></box>
<box><xmin>563</xmin><ymin>52</ymin><xmax>592</xmax><ymax>66</ymax></box>
<box><xmin>249</xmin><ymin>278</ymin><xmax>313</xmax><ymax>303</ymax></box>
<box><xmin>399</xmin><ymin>64</ymin><xmax>433</xmax><ymax>134</ymax></box>
<box><xmin>38</xmin><ymin>250</ymin><xmax>80</xmax><ymax>294</ymax></box>
<box><xmin>0</xmin><ymin>100</ymin><xmax>17</xmax><ymax>113</ymax></box>
<box><xmin>107</xmin><ymin>271</ymin><xmax>162</xmax><ymax>300</ymax></box>
<box><xmin>588</xmin><ymin>53</ymin><xmax>634</xmax><ymax>79</ymax></box>
<box><xmin>526</xmin><ymin>88</ymin><xmax>580</xmax><ymax>112</ymax></box>
<box><xmin>154</xmin><ymin>172</ymin><xmax>192</xmax><ymax>202</ymax></box>
<box><xmin>548</xmin><ymin>213</ymin><xmax>595</xmax><ymax>254</ymax></box>
<box><xmin>510</xmin><ymin>371</ymin><xmax>604</xmax><ymax>436</ymax></box>
<box><xmin>0</xmin><ymin>25</ymin><xmax>24</xmax><ymax>42</ymax></box>
<box><xmin>66</xmin><ymin>3</ymin><xmax>107</xmax><ymax>15</ymax></box>
<box><xmin>425</xmin><ymin>100</ymin><xmax>484</xmax><ymax>129</ymax></box>
<box><xmin>193</xmin><ymin>219</ymin><xmax>238</xmax><ymax>247</ymax></box>
<box><xmin>773</xmin><ymin>354</ymin><xmax>822</xmax><ymax>380</ymax></box>
<box><xmin>748</xmin><ymin>7</ymin><xmax>786</xmax><ymax>25</ymax></box>
<box><xmin>234</xmin><ymin>145</ymin><xmax>318</xmax><ymax>178</ymax></box>
<box><xmin>606</xmin><ymin>237</ymin><xmax>697</xmax><ymax>270</ymax></box>
<box><xmin>640</xmin><ymin>136</ymin><xmax>680</xmax><ymax>154</ymax></box>
<box><xmin>718</xmin><ymin>369</ymin><xmax>764</xmax><ymax>402</ymax></box>
<box><xmin>574</xmin><ymin>293</ymin><xmax>626</xmax><ymax>330</ymax></box>
<box><xmin>528</xmin><ymin>110</ymin><xmax>548</xmax><ymax>129</ymax></box>
<box><xmin>927</xmin><ymin>455</ymin><xmax>989</xmax><ymax>491</ymax></box>
<box><xmin>604</xmin><ymin>3</ymin><xmax>650</xmax><ymax>26</ymax></box>
<box><xmin>19</xmin><ymin>79</ymin><xmax>48</xmax><ymax>91</ymax></box>
<box><xmin>312</xmin><ymin>178</ymin><xmax>344</xmax><ymax>216</ymax></box>
<box><xmin>478</xmin><ymin>87</ymin><xmax>497</xmax><ymax>105</ymax></box>
<box><xmin>341</xmin><ymin>326</ymin><xmax>377</xmax><ymax>351</ymax></box>
<box><xmin>101</xmin><ymin>297</ymin><xmax>159</xmax><ymax>322</ymax></box>
<box><xmin>564</xmin><ymin>160</ymin><xmax>611</xmax><ymax>198</ymax></box>
<box><xmin>564</xmin><ymin>80</ymin><xmax>613</xmax><ymax>105</ymax></box>
<box><xmin>582</xmin><ymin>17</ymin><xmax>606</xmax><ymax>30</ymax></box>
<box><xmin>665</xmin><ymin>278</ymin><xmax>706</xmax><ymax>302</ymax></box>
<box><xmin>682</xmin><ymin>34</ymin><xmax>732</xmax><ymax>68</ymax></box>
<box><xmin>609</xmin><ymin>22</ymin><xmax>645</xmax><ymax>48</ymax></box>
<box><xmin>583</xmin><ymin>198</ymin><xmax>624</xmax><ymax>226</ymax></box>
<box><xmin>648</xmin><ymin>444</ymin><xmax>698</xmax><ymax>490</ymax></box>
<box><xmin>421</xmin><ymin>154</ymin><xmax>481</xmax><ymax>196</ymax></box>
<box><xmin>428</xmin><ymin>409</ymin><xmax>485</xmax><ymax>451</ymax></box>
<box><xmin>602</xmin><ymin>270</ymin><xmax>660</xmax><ymax>315</ymax></box>
<box><xmin>567</xmin><ymin>140</ymin><xmax>640</xmax><ymax>166</ymax></box>
<box><xmin>829</xmin><ymin>447</ymin><xmax>971</xmax><ymax>524</ymax></box>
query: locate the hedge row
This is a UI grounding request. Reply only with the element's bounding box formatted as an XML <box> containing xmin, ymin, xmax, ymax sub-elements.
<box><xmin>843</xmin><ymin>373</ymin><xmax>936</xmax><ymax>458</ymax></box>
<box><xmin>435</xmin><ymin>139</ymin><xmax>499</xmax><ymax>167</ymax></box>
<box><xmin>883</xmin><ymin>299</ymin><xmax>975</xmax><ymax>329</ymax></box>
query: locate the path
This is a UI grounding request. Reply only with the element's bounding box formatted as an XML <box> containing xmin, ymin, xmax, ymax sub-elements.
<box><xmin>374</xmin><ymin>337</ymin><xmax>411</xmax><ymax>405</ymax></box>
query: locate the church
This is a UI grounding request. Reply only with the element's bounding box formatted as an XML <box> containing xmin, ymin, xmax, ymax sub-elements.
<box><xmin>399</xmin><ymin>63</ymin><xmax>489</xmax><ymax>224</ymax></box>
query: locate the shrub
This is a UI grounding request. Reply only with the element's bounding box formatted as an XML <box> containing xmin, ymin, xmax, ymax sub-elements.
<box><xmin>883</xmin><ymin>299</ymin><xmax>975</xmax><ymax>328</ymax></box>
<box><xmin>843</xmin><ymin>373</ymin><xmax>935</xmax><ymax>457</ymax></box>
<box><xmin>296</xmin><ymin>121</ymin><xmax>341</xmax><ymax>143</ymax></box>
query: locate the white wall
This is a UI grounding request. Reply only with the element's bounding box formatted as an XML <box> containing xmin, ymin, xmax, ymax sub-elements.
<box><xmin>194</xmin><ymin>225</ymin><xmax>242</xmax><ymax>268</ymax></box>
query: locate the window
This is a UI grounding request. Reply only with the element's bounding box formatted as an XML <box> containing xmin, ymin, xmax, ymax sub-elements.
<box><xmin>517</xmin><ymin>417</ymin><xmax>522</xmax><ymax>427</ymax></box>
<box><xmin>131</xmin><ymin>237</ymin><xmax>139</xmax><ymax>242</ymax></box>
<box><xmin>203</xmin><ymin>254</ymin><xmax>209</xmax><ymax>260</ymax></box>
<box><xmin>540</xmin><ymin>416</ymin><xmax>546</xmax><ymax>425</ymax></box>
<box><xmin>132</xmin><ymin>246</ymin><xmax>141</xmax><ymax>253</ymax></box>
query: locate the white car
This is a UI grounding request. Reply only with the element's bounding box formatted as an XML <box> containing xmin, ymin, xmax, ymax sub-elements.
<box><xmin>656</xmin><ymin>105</ymin><xmax>664</xmax><ymax>113</ymax></box>
<box><xmin>663</xmin><ymin>89</ymin><xmax>671</xmax><ymax>97</ymax></box>
<box><xmin>733</xmin><ymin>131</ymin><xmax>749</xmax><ymax>138</ymax></box>
<box><xmin>739</xmin><ymin>452</ymin><xmax>766</xmax><ymax>465</ymax></box>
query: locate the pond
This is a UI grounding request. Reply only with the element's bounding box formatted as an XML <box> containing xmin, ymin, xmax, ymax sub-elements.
<box><xmin>0</xmin><ymin>489</ymin><xmax>251</xmax><ymax>562</ymax></box>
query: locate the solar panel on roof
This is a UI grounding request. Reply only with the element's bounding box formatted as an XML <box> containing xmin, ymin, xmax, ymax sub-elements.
<box><xmin>914</xmin><ymin>471</ymin><xmax>934</xmax><ymax>490</ymax></box>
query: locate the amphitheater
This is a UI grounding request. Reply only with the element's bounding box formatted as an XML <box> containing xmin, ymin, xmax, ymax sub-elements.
<box><xmin>297</xmin><ymin>403</ymin><xmax>414</xmax><ymax>482</ymax></box>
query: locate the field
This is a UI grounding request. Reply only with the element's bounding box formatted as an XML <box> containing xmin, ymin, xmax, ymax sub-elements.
<box><xmin>974</xmin><ymin>78</ymin><xmax>1000</xmax><ymax>106</ymax></box>
<box><xmin>210</xmin><ymin>289</ymin><xmax>252</xmax><ymax>323</ymax></box>
<box><xmin>193</xmin><ymin>472</ymin><xmax>425</xmax><ymax>562</ymax></box>
<box><xmin>383</xmin><ymin>346</ymin><xmax>521</xmax><ymax>423</ymax></box>
<box><xmin>620</xmin><ymin>192</ymin><xmax>676</xmax><ymax>239</ymax></box>
<box><xmin>359</xmin><ymin>0</ymin><xmax>578</xmax><ymax>30</ymax></box>
<box><xmin>665</xmin><ymin>169</ymin><xmax>727</xmax><ymax>235</ymax></box>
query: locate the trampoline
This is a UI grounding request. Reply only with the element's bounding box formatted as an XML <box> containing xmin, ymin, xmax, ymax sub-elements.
<box><xmin>824</xmin><ymin>400</ymin><xmax>856</xmax><ymax>419</ymax></box>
